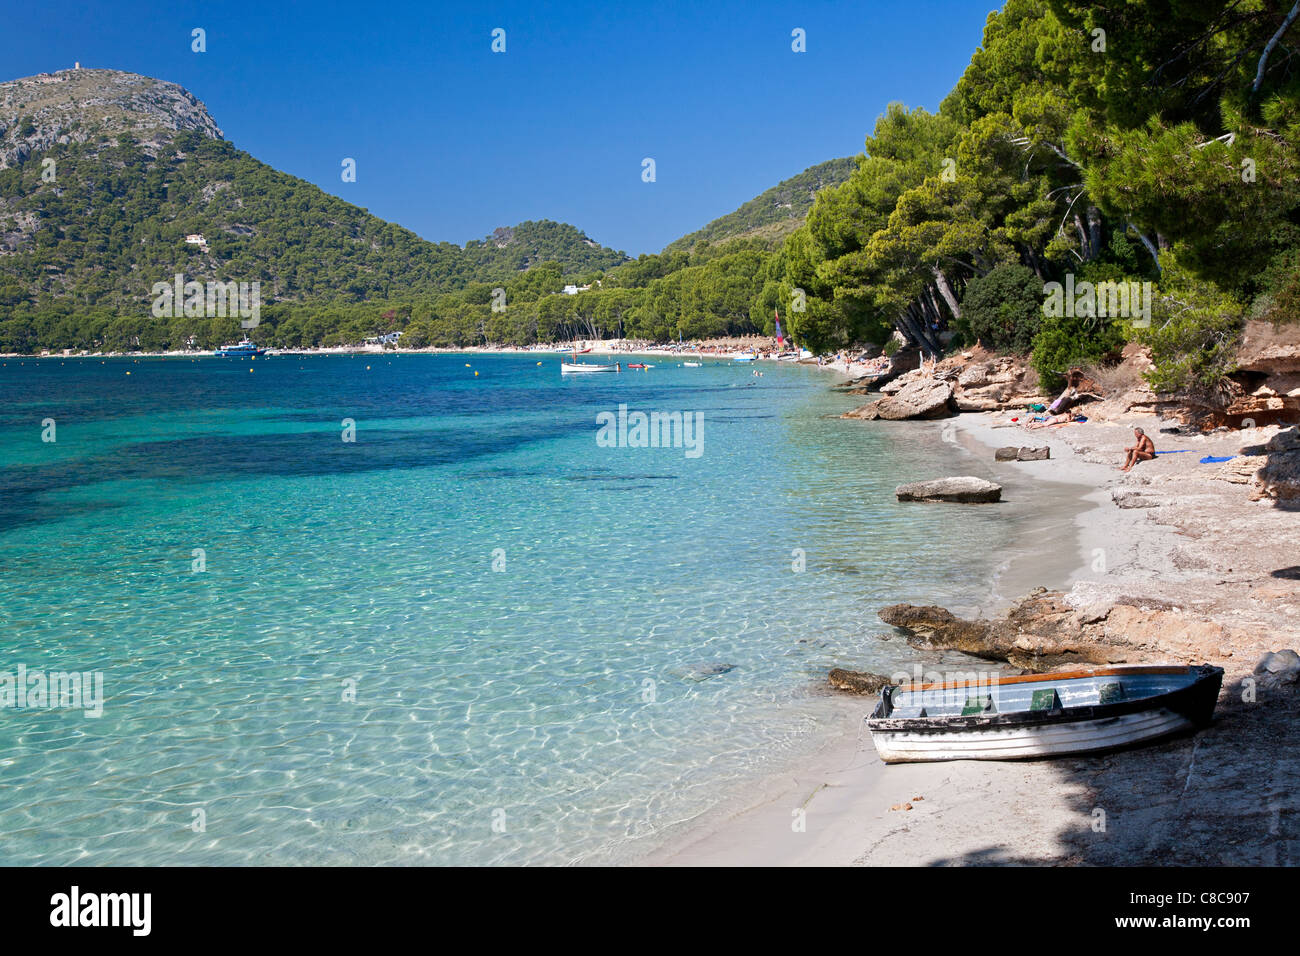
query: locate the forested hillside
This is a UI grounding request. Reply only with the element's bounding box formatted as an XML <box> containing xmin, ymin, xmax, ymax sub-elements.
<box><xmin>3</xmin><ymin>0</ymin><xmax>1296</xmax><ymax>387</ymax></box>
<box><xmin>0</xmin><ymin>70</ymin><xmax>628</xmax><ymax>351</ymax></box>
<box><xmin>779</xmin><ymin>0</ymin><xmax>1300</xmax><ymax>394</ymax></box>
<box><xmin>662</xmin><ymin>157</ymin><xmax>855</xmax><ymax>253</ymax></box>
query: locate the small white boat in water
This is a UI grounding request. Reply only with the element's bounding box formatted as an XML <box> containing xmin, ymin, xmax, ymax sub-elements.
<box><xmin>561</xmin><ymin>362</ymin><xmax>618</xmax><ymax>374</ymax></box>
<box><xmin>867</xmin><ymin>664</ymin><xmax>1223</xmax><ymax>763</ymax></box>
<box><xmin>683</xmin><ymin>361</ymin><xmax>701</xmax><ymax>367</ymax></box>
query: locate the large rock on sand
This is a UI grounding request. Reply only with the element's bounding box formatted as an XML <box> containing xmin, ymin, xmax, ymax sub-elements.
<box><xmin>844</xmin><ymin>378</ymin><xmax>955</xmax><ymax>421</ymax></box>
<box><xmin>995</xmin><ymin>446</ymin><xmax>1050</xmax><ymax>461</ymax></box>
<box><xmin>896</xmin><ymin>476</ymin><xmax>1002</xmax><ymax>503</ymax></box>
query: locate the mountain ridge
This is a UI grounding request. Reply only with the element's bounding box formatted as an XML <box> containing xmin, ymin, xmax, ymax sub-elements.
<box><xmin>0</xmin><ymin>68</ymin><xmax>629</xmax><ymax>315</ymax></box>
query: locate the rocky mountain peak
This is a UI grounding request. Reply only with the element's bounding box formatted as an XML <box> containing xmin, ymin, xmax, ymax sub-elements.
<box><xmin>0</xmin><ymin>67</ymin><xmax>223</xmax><ymax>168</ymax></box>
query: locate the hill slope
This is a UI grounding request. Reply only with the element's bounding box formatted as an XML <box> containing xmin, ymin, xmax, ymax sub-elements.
<box><xmin>662</xmin><ymin>157</ymin><xmax>856</xmax><ymax>253</ymax></box>
<box><xmin>0</xmin><ymin>69</ymin><xmax>627</xmax><ymax>315</ymax></box>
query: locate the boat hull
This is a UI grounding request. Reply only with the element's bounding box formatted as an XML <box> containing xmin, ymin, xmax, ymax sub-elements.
<box><xmin>867</xmin><ymin>665</ymin><xmax>1222</xmax><ymax>763</ymax></box>
<box><xmin>560</xmin><ymin>363</ymin><xmax>616</xmax><ymax>373</ymax></box>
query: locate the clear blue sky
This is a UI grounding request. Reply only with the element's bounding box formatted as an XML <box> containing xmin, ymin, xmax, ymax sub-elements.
<box><xmin>2</xmin><ymin>1</ymin><xmax>996</xmax><ymax>255</ymax></box>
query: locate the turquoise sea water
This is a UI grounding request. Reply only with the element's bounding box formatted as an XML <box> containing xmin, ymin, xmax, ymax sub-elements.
<box><xmin>0</xmin><ymin>352</ymin><xmax>1012</xmax><ymax>864</ymax></box>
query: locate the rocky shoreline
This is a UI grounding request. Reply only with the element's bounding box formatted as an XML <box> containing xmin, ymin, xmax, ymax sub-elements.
<box><xmin>651</xmin><ymin>343</ymin><xmax>1300</xmax><ymax>866</ymax></box>
<box><xmin>829</xmin><ymin>328</ymin><xmax>1299</xmax><ymax>687</ymax></box>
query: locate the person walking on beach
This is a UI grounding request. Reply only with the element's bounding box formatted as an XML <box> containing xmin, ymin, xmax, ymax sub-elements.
<box><xmin>1119</xmin><ymin>427</ymin><xmax>1155</xmax><ymax>471</ymax></box>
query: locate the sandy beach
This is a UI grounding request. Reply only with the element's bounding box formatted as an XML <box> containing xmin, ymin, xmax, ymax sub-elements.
<box><xmin>648</xmin><ymin>403</ymin><xmax>1300</xmax><ymax>867</ymax></box>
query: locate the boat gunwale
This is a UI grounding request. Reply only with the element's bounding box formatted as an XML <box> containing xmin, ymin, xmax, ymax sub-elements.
<box><xmin>889</xmin><ymin>664</ymin><xmax>1195</xmax><ymax>694</ymax></box>
<box><xmin>867</xmin><ymin>665</ymin><xmax>1223</xmax><ymax>734</ymax></box>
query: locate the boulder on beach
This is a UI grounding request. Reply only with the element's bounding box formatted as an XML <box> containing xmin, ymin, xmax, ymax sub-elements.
<box><xmin>995</xmin><ymin>445</ymin><xmax>1050</xmax><ymax>461</ymax></box>
<box><xmin>843</xmin><ymin>378</ymin><xmax>956</xmax><ymax>421</ymax></box>
<box><xmin>1254</xmin><ymin>649</ymin><xmax>1300</xmax><ymax>685</ymax></box>
<box><xmin>895</xmin><ymin>476</ymin><xmax>1002</xmax><ymax>503</ymax></box>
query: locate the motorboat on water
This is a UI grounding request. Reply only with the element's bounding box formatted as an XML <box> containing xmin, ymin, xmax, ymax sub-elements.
<box><xmin>214</xmin><ymin>338</ymin><xmax>266</xmax><ymax>357</ymax></box>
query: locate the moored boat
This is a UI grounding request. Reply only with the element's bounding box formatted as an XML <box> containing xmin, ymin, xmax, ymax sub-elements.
<box><xmin>866</xmin><ymin>664</ymin><xmax>1223</xmax><ymax>763</ymax></box>
<box><xmin>214</xmin><ymin>338</ymin><xmax>265</xmax><ymax>357</ymax></box>
<box><xmin>561</xmin><ymin>362</ymin><xmax>618</xmax><ymax>374</ymax></box>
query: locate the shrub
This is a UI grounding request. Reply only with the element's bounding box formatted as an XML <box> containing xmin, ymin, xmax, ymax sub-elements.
<box><xmin>1030</xmin><ymin>315</ymin><xmax>1127</xmax><ymax>394</ymax></box>
<box><xmin>958</xmin><ymin>263</ymin><xmax>1043</xmax><ymax>353</ymax></box>
<box><xmin>1137</xmin><ymin>290</ymin><xmax>1243</xmax><ymax>400</ymax></box>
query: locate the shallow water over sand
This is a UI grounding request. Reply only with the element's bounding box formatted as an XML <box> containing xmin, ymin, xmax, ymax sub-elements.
<box><xmin>0</xmin><ymin>352</ymin><xmax>1020</xmax><ymax>864</ymax></box>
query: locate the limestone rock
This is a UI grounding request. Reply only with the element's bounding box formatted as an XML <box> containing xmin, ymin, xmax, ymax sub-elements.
<box><xmin>955</xmin><ymin>384</ymin><xmax>1007</xmax><ymax>411</ymax></box>
<box><xmin>1254</xmin><ymin>649</ymin><xmax>1300</xmax><ymax>676</ymax></box>
<box><xmin>878</xmin><ymin>591</ymin><xmax>1111</xmax><ymax>670</ymax></box>
<box><xmin>996</xmin><ymin>446</ymin><xmax>1050</xmax><ymax>461</ymax></box>
<box><xmin>844</xmin><ymin>378</ymin><xmax>956</xmax><ymax>421</ymax></box>
<box><xmin>827</xmin><ymin>668</ymin><xmax>892</xmax><ymax>695</ymax></box>
<box><xmin>1257</xmin><ymin>435</ymin><xmax>1300</xmax><ymax>499</ymax></box>
<box><xmin>1112</xmin><ymin>489</ymin><xmax>1161</xmax><ymax>509</ymax></box>
<box><xmin>895</xmin><ymin>476</ymin><xmax>1002</xmax><ymax>503</ymax></box>
<box><xmin>1237</xmin><ymin>320</ymin><xmax>1300</xmax><ymax>375</ymax></box>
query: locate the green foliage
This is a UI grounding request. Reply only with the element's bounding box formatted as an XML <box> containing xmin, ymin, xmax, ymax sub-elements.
<box><xmin>0</xmin><ymin>131</ymin><xmax>629</xmax><ymax>351</ymax></box>
<box><xmin>1137</xmin><ymin>266</ymin><xmax>1245</xmax><ymax>398</ymax></box>
<box><xmin>1030</xmin><ymin>315</ymin><xmax>1127</xmax><ymax>393</ymax></box>
<box><xmin>958</xmin><ymin>263</ymin><xmax>1043</xmax><ymax>352</ymax></box>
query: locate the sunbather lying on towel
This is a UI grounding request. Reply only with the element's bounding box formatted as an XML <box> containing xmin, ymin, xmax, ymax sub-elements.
<box><xmin>1119</xmin><ymin>427</ymin><xmax>1155</xmax><ymax>471</ymax></box>
<box><xmin>1027</xmin><ymin>412</ymin><xmax>1071</xmax><ymax>428</ymax></box>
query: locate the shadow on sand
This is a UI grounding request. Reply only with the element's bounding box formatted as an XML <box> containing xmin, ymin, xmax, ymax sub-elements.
<box><xmin>923</xmin><ymin>675</ymin><xmax>1298</xmax><ymax>866</ymax></box>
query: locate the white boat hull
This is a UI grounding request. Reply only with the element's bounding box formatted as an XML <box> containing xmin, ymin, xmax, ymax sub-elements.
<box><xmin>561</xmin><ymin>363</ymin><xmax>616</xmax><ymax>373</ymax></box>
<box><xmin>870</xmin><ymin>707</ymin><xmax>1197</xmax><ymax>763</ymax></box>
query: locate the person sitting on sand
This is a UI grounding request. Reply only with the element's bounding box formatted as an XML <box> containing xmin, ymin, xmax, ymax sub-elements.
<box><xmin>1119</xmin><ymin>427</ymin><xmax>1155</xmax><ymax>471</ymax></box>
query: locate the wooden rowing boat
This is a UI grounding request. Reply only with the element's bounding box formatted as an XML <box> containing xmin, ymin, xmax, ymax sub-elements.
<box><xmin>866</xmin><ymin>664</ymin><xmax>1223</xmax><ymax>763</ymax></box>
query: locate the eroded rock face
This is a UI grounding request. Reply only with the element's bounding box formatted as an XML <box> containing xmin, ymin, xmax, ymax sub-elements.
<box><xmin>844</xmin><ymin>378</ymin><xmax>956</xmax><ymax>421</ymax></box>
<box><xmin>879</xmin><ymin>591</ymin><xmax>1114</xmax><ymax>671</ymax></box>
<box><xmin>955</xmin><ymin>384</ymin><xmax>1009</xmax><ymax>411</ymax></box>
<box><xmin>895</xmin><ymin>476</ymin><xmax>1002</xmax><ymax>503</ymax></box>
<box><xmin>1258</xmin><ymin>426</ymin><xmax>1300</xmax><ymax>499</ymax></box>
<box><xmin>1237</xmin><ymin>320</ymin><xmax>1300</xmax><ymax>375</ymax></box>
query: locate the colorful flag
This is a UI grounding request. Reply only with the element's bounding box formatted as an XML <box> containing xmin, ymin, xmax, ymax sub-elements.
<box><xmin>774</xmin><ymin>308</ymin><xmax>784</xmax><ymax>346</ymax></box>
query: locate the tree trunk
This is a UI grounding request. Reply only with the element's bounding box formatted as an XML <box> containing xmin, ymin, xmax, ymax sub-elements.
<box><xmin>1128</xmin><ymin>224</ymin><xmax>1161</xmax><ymax>273</ymax></box>
<box><xmin>1087</xmin><ymin>206</ymin><xmax>1103</xmax><ymax>260</ymax></box>
<box><xmin>900</xmin><ymin>303</ymin><xmax>941</xmax><ymax>358</ymax></box>
<box><xmin>931</xmin><ymin>266</ymin><xmax>962</xmax><ymax>320</ymax></box>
